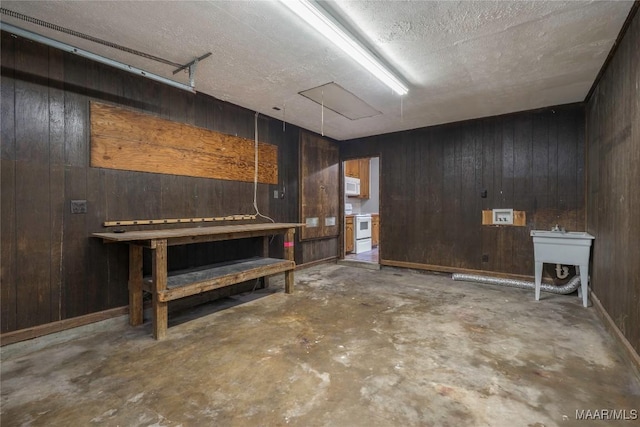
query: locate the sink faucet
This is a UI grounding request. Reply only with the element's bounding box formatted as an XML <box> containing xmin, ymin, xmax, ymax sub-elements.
<box><xmin>551</xmin><ymin>224</ymin><xmax>566</xmax><ymax>232</ymax></box>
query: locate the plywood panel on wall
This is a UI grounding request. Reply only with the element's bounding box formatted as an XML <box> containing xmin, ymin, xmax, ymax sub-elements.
<box><xmin>90</xmin><ymin>102</ymin><xmax>278</xmax><ymax>184</ymax></box>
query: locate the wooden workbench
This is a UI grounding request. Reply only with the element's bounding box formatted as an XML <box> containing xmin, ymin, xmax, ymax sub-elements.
<box><xmin>92</xmin><ymin>223</ymin><xmax>302</xmax><ymax>339</ymax></box>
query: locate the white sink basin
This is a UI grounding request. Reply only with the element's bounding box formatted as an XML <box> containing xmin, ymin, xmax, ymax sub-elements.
<box><xmin>530</xmin><ymin>230</ymin><xmax>595</xmax><ymax>307</ymax></box>
<box><xmin>530</xmin><ymin>230</ymin><xmax>594</xmax><ymax>264</ymax></box>
<box><xmin>530</xmin><ymin>230</ymin><xmax>595</xmax><ymax>240</ymax></box>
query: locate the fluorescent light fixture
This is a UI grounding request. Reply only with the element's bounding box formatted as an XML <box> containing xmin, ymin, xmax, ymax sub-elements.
<box><xmin>280</xmin><ymin>0</ymin><xmax>408</xmax><ymax>96</ymax></box>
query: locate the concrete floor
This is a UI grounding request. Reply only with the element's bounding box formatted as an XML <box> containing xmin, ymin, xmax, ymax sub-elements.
<box><xmin>2</xmin><ymin>264</ymin><xmax>639</xmax><ymax>427</ymax></box>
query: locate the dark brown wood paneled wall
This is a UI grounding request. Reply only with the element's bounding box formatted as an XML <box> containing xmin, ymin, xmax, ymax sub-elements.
<box><xmin>299</xmin><ymin>130</ymin><xmax>340</xmax><ymax>240</ymax></box>
<box><xmin>341</xmin><ymin>104</ymin><xmax>585</xmax><ymax>277</ymax></box>
<box><xmin>297</xmin><ymin>130</ymin><xmax>340</xmax><ymax>265</ymax></box>
<box><xmin>586</xmin><ymin>8</ymin><xmax>640</xmax><ymax>355</ymax></box>
<box><xmin>0</xmin><ymin>31</ymin><xmax>305</xmax><ymax>334</ymax></box>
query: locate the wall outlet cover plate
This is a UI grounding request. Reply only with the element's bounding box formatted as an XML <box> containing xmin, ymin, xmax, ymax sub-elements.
<box><xmin>492</xmin><ymin>208</ymin><xmax>513</xmax><ymax>225</ymax></box>
<box><xmin>71</xmin><ymin>200</ymin><xmax>87</xmax><ymax>214</ymax></box>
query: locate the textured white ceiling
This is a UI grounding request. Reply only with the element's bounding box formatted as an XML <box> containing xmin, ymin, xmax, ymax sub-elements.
<box><xmin>0</xmin><ymin>1</ymin><xmax>634</xmax><ymax>140</ymax></box>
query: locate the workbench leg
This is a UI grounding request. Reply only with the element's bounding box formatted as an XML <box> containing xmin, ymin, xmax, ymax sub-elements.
<box><xmin>285</xmin><ymin>270</ymin><xmax>294</xmax><ymax>294</ymax></box>
<box><xmin>284</xmin><ymin>229</ymin><xmax>295</xmax><ymax>294</ymax></box>
<box><xmin>262</xmin><ymin>236</ymin><xmax>270</xmax><ymax>289</ymax></box>
<box><xmin>152</xmin><ymin>240</ymin><xmax>168</xmax><ymax>340</ymax></box>
<box><xmin>128</xmin><ymin>245</ymin><xmax>144</xmax><ymax>326</ymax></box>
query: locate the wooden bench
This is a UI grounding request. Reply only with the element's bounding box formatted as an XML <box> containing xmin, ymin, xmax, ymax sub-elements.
<box><xmin>92</xmin><ymin>223</ymin><xmax>302</xmax><ymax>339</ymax></box>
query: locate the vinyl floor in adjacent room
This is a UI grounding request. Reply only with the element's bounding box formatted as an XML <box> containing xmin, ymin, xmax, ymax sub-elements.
<box><xmin>344</xmin><ymin>246</ymin><xmax>379</xmax><ymax>264</ymax></box>
<box><xmin>2</xmin><ymin>264</ymin><xmax>639</xmax><ymax>426</ymax></box>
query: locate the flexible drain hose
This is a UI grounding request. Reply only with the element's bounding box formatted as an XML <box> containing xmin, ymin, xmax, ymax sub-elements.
<box><xmin>451</xmin><ymin>273</ymin><xmax>581</xmax><ymax>294</ymax></box>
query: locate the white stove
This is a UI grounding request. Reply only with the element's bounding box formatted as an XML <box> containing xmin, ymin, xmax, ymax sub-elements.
<box><xmin>354</xmin><ymin>214</ymin><xmax>372</xmax><ymax>253</ymax></box>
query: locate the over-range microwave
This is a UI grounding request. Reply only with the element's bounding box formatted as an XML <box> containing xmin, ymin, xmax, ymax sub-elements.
<box><xmin>345</xmin><ymin>176</ymin><xmax>360</xmax><ymax>196</ymax></box>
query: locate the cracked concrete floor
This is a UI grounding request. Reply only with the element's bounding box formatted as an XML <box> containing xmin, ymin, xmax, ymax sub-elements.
<box><xmin>1</xmin><ymin>264</ymin><xmax>639</xmax><ymax>426</ymax></box>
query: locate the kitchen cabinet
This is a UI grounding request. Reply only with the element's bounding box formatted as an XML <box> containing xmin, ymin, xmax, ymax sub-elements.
<box><xmin>345</xmin><ymin>159</ymin><xmax>359</xmax><ymax>178</ymax></box>
<box><xmin>372</xmin><ymin>214</ymin><xmax>379</xmax><ymax>247</ymax></box>
<box><xmin>345</xmin><ymin>215</ymin><xmax>354</xmax><ymax>253</ymax></box>
<box><xmin>358</xmin><ymin>158</ymin><xmax>370</xmax><ymax>199</ymax></box>
<box><xmin>345</xmin><ymin>158</ymin><xmax>370</xmax><ymax>199</ymax></box>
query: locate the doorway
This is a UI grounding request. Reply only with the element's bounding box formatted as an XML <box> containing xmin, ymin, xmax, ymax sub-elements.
<box><xmin>343</xmin><ymin>157</ymin><xmax>380</xmax><ymax>266</ymax></box>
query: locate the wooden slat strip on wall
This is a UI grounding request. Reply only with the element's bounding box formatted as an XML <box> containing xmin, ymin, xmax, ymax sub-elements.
<box><xmin>90</xmin><ymin>102</ymin><xmax>278</xmax><ymax>184</ymax></box>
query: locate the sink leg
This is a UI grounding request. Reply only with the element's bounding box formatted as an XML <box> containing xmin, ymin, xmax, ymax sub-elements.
<box><xmin>535</xmin><ymin>262</ymin><xmax>543</xmax><ymax>301</ymax></box>
<box><xmin>576</xmin><ymin>266</ymin><xmax>582</xmax><ymax>298</ymax></box>
<box><xmin>579</xmin><ymin>264</ymin><xmax>589</xmax><ymax>307</ymax></box>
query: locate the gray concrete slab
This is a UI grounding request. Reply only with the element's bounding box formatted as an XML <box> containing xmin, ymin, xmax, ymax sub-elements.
<box><xmin>1</xmin><ymin>264</ymin><xmax>638</xmax><ymax>426</ymax></box>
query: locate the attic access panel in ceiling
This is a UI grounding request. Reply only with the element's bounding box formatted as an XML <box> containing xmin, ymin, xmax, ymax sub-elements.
<box><xmin>299</xmin><ymin>82</ymin><xmax>381</xmax><ymax>120</ymax></box>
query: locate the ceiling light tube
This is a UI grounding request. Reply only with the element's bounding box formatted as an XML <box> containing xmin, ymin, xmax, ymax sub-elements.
<box><xmin>280</xmin><ymin>0</ymin><xmax>408</xmax><ymax>96</ymax></box>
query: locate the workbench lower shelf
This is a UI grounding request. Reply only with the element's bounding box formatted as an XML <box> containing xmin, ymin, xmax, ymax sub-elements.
<box><xmin>142</xmin><ymin>257</ymin><xmax>295</xmax><ymax>302</ymax></box>
<box><xmin>140</xmin><ymin>256</ymin><xmax>295</xmax><ymax>338</ymax></box>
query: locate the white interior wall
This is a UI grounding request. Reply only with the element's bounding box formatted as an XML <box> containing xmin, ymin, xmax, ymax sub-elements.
<box><xmin>361</xmin><ymin>157</ymin><xmax>379</xmax><ymax>214</ymax></box>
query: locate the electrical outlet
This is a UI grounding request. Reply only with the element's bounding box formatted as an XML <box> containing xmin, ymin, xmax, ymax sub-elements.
<box><xmin>273</xmin><ymin>190</ymin><xmax>279</xmax><ymax>199</ymax></box>
<box><xmin>482</xmin><ymin>254</ymin><xmax>489</xmax><ymax>262</ymax></box>
<box><xmin>71</xmin><ymin>200</ymin><xmax>87</xmax><ymax>214</ymax></box>
<box><xmin>480</xmin><ymin>189</ymin><xmax>487</xmax><ymax>198</ymax></box>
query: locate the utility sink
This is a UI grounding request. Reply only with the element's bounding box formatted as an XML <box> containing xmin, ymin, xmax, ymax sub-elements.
<box><xmin>530</xmin><ymin>230</ymin><xmax>594</xmax><ymax>238</ymax></box>
<box><xmin>530</xmin><ymin>230</ymin><xmax>594</xmax><ymax>264</ymax></box>
<box><xmin>530</xmin><ymin>230</ymin><xmax>595</xmax><ymax>307</ymax></box>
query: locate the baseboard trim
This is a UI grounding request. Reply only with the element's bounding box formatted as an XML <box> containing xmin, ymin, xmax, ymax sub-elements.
<box><xmin>0</xmin><ymin>306</ymin><xmax>128</xmax><ymax>347</ymax></box>
<box><xmin>591</xmin><ymin>291</ymin><xmax>640</xmax><ymax>381</ymax></box>
<box><xmin>379</xmin><ymin>259</ymin><xmax>542</xmax><ymax>282</ymax></box>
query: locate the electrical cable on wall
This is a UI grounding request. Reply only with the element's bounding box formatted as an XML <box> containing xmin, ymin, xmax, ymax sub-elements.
<box><xmin>254</xmin><ymin>112</ymin><xmax>275</xmax><ymax>223</ymax></box>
